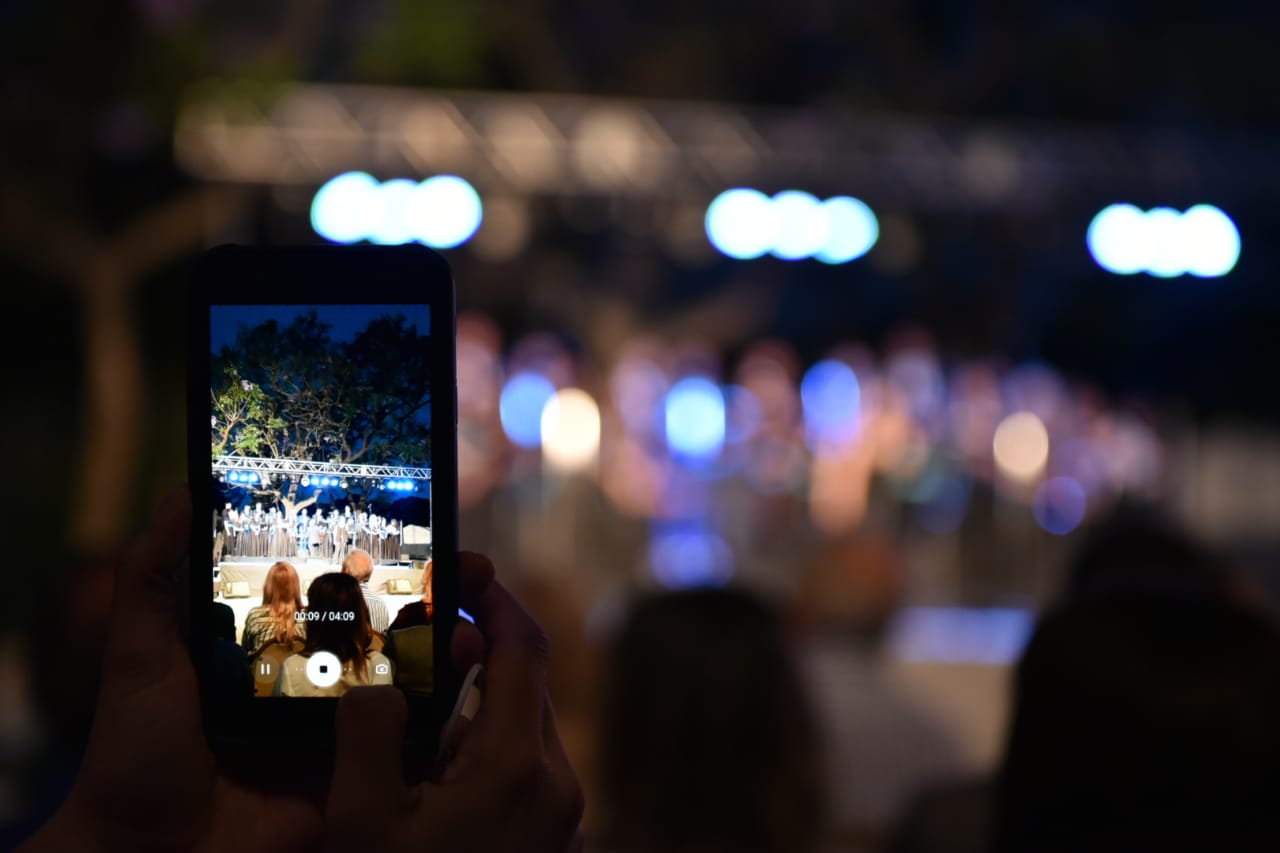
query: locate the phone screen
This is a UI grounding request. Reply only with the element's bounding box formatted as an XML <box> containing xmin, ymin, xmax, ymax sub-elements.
<box><xmin>209</xmin><ymin>303</ymin><xmax>435</xmax><ymax>701</ymax></box>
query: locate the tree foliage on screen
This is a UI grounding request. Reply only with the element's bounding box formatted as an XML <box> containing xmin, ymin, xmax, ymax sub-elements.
<box><xmin>211</xmin><ymin>310</ymin><xmax>430</xmax><ymax>512</ymax></box>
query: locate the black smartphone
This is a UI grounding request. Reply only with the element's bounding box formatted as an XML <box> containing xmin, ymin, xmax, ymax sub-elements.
<box><xmin>186</xmin><ymin>244</ymin><xmax>460</xmax><ymax>762</ymax></box>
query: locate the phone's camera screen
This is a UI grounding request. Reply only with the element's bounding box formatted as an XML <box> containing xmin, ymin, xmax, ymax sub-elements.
<box><xmin>209</xmin><ymin>304</ymin><xmax>434</xmax><ymax>700</ymax></box>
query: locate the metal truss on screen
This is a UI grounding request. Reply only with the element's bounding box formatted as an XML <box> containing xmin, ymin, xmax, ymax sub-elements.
<box><xmin>176</xmin><ymin>83</ymin><xmax>1277</xmax><ymax>213</ymax></box>
<box><xmin>213</xmin><ymin>455</ymin><xmax>431</xmax><ymax>481</ymax></box>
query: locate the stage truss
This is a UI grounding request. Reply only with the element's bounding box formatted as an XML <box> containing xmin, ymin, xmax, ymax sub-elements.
<box><xmin>176</xmin><ymin>83</ymin><xmax>1279</xmax><ymax>214</ymax></box>
<box><xmin>213</xmin><ymin>455</ymin><xmax>431</xmax><ymax>482</ymax></box>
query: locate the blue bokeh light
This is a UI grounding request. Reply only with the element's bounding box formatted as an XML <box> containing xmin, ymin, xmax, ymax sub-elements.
<box><xmin>311</xmin><ymin>173</ymin><xmax>483</xmax><ymax>248</ymax></box>
<box><xmin>500</xmin><ymin>373</ymin><xmax>557</xmax><ymax>449</ymax></box>
<box><xmin>705</xmin><ymin>188</ymin><xmax>779</xmax><ymax>259</ymax></box>
<box><xmin>1180</xmin><ymin>204</ymin><xmax>1241</xmax><ymax>277</ymax></box>
<box><xmin>1087</xmin><ymin>203</ymin><xmax>1240</xmax><ymax>277</ymax></box>
<box><xmin>369</xmin><ymin>178</ymin><xmax>419</xmax><ymax>245</ymax></box>
<box><xmin>801</xmin><ymin>359</ymin><xmax>861</xmax><ymax>447</ymax></box>
<box><xmin>407</xmin><ymin>175</ymin><xmax>484</xmax><ymax>248</ymax></box>
<box><xmin>1032</xmin><ymin>476</ymin><xmax>1088</xmax><ymax>535</ymax></box>
<box><xmin>816</xmin><ymin>196</ymin><xmax>879</xmax><ymax>263</ymax></box>
<box><xmin>664</xmin><ymin>377</ymin><xmax>726</xmax><ymax>459</ymax></box>
<box><xmin>770</xmin><ymin>191</ymin><xmax>829</xmax><ymax>260</ymax></box>
<box><xmin>311</xmin><ymin>171</ymin><xmax>381</xmax><ymax>244</ymax></box>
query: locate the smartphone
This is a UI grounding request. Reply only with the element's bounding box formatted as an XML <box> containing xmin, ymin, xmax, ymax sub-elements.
<box><xmin>186</xmin><ymin>244</ymin><xmax>460</xmax><ymax>761</ymax></box>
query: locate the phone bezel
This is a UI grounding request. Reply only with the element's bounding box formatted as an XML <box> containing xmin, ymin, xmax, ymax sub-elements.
<box><xmin>187</xmin><ymin>244</ymin><xmax>460</xmax><ymax>757</ymax></box>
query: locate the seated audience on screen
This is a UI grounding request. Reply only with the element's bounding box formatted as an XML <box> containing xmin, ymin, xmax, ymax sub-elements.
<box><xmin>277</xmin><ymin>573</ymin><xmax>394</xmax><ymax>697</ymax></box>
<box><xmin>341</xmin><ymin>547</ymin><xmax>390</xmax><ymax>634</ymax></box>
<box><xmin>383</xmin><ymin>605</ymin><xmax>434</xmax><ymax>698</ymax></box>
<box><xmin>239</xmin><ymin>560</ymin><xmax>305</xmax><ymax>658</ymax></box>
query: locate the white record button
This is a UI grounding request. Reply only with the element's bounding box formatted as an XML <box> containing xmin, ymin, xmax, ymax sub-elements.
<box><xmin>306</xmin><ymin>651</ymin><xmax>342</xmax><ymax>689</ymax></box>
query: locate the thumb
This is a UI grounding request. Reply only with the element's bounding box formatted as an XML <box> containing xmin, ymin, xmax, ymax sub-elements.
<box><xmin>103</xmin><ymin>485</ymin><xmax>191</xmax><ymax>684</ymax></box>
<box><xmin>330</xmin><ymin>686</ymin><xmax>413</xmax><ymax>841</ymax></box>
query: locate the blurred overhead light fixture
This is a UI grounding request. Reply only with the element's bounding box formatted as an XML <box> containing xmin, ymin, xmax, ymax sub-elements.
<box><xmin>1087</xmin><ymin>203</ymin><xmax>1240</xmax><ymax>277</ymax></box>
<box><xmin>311</xmin><ymin>172</ymin><xmax>483</xmax><ymax>248</ymax></box>
<box><xmin>705</xmin><ymin>189</ymin><xmax>878</xmax><ymax>262</ymax></box>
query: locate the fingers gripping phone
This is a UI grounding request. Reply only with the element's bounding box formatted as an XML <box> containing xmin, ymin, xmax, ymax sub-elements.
<box><xmin>187</xmin><ymin>245</ymin><xmax>462</xmax><ymax>759</ymax></box>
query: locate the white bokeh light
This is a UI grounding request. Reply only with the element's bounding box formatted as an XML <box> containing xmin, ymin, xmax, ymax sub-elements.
<box><xmin>541</xmin><ymin>388</ymin><xmax>602</xmax><ymax>473</ymax></box>
<box><xmin>993</xmin><ymin>411</ymin><xmax>1050</xmax><ymax>482</ymax></box>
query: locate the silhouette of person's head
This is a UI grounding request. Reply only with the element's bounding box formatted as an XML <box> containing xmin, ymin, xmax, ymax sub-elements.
<box><xmin>995</xmin><ymin>511</ymin><xmax>1280</xmax><ymax>852</ymax></box>
<box><xmin>596</xmin><ymin>587</ymin><xmax>825</xmax><ymax>853</ymax></box>
<box><xmin>1061</xmin><ymin>504</ymin><xmax>1238</xmax><ymax>604</ymax></box>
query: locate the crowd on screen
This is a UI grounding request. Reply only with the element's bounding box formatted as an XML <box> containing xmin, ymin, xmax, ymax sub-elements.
<box><xmin>213</xmin><ymin>550</ymin><xmax>434</xmax><ymax>698</ymax></box>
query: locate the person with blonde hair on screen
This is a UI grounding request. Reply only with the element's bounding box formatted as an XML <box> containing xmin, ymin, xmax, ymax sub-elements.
<box><xmin>239</xmin><ymin>560</ymin><xmax>306</xmax><ymax>658</ymax></box>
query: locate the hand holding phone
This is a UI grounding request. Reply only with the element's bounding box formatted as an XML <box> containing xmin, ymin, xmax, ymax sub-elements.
<box><xmin>328</xmin><ymin>553</ymin><xmax>585</xmax><ymax>853</ymax></box>
<box><xmin>17</xmin><ymin>489</ymin><xmax>326</xmax><ymax>853</ymax></box>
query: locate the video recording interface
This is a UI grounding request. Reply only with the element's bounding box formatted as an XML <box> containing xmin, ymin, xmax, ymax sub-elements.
<box><xmin>209</xmin><ymin>304</ymin><xmax>435</xmax><ymax>700</ymax></box>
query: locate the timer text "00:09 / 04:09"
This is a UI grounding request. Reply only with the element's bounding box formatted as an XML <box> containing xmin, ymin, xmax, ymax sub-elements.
<box><xmin>294</xmin><ymin>610</ymin><xmax>356</xmax><ymax>622</ymax></box>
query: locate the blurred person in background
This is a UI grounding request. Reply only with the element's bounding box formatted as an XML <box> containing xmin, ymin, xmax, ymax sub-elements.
<box><xmin>592</xmin><ymin>587</ymin><xmax>826</xmax><ymax>853</ymax></box>
<box><xmin>277</xmin><ymin>573</ymin><xmax>393</xmax><ymax>697</ymax></box>
<box><xmin>990</xmin><ymin>506</ymin><xmax>1280</xmax><ymax>851</ymax></box>
<box><xmin>792</xmin><ymin>532</ymin><xmax>968</xmax><ymax>852</ymax></box>
<box><xmin>239</xmin><ymin>560</ymin><xmax>306</xmax><ymax>658</ymax></box>
<box><xmin>892</xmin><ymin>506</ymin><xmax>1273</xmax><ymax>853</ymax></box>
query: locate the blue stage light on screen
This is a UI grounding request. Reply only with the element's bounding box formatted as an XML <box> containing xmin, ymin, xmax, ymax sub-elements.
<box><xmin>408</xmin><ymin>175</ymin><xmax>484</xmax><ymax>248</ymax></box>
<box><xmin>816</xmin><ymin>196</ymin><xmax>879</xmax><ymax>264</ymax></box>
<box><xmin>311</xmin><ymin>172</ymin><xmax>381</xmax><ymax>244</ymax></box>
<box><xmin>1032</xmin><ymin>476</ymin><xmax>1088</xmax><ymax>535</ymax></box>
<box><xmin>801</xmin><ymin>359</ymin><xmax>861</xmax><ymax>447</ymax></box>
<box><xmin>500</xmin><ymin>373</ymin><xmax>557</xmax><ymax>449</ymax></box>
<box><xmin>769</xmin><ymin>191</ymin><xmax>830</xmax><ymax>260</ymax></box>
<box><xmin>705</xmin><ymin>188</ymin><xmax>779</xmax><ymax>259</ymax></box>
<box><xmin>663</xmin><ymin>377</ymin><xmax>727</xmax><ymax>459</ymax></box>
